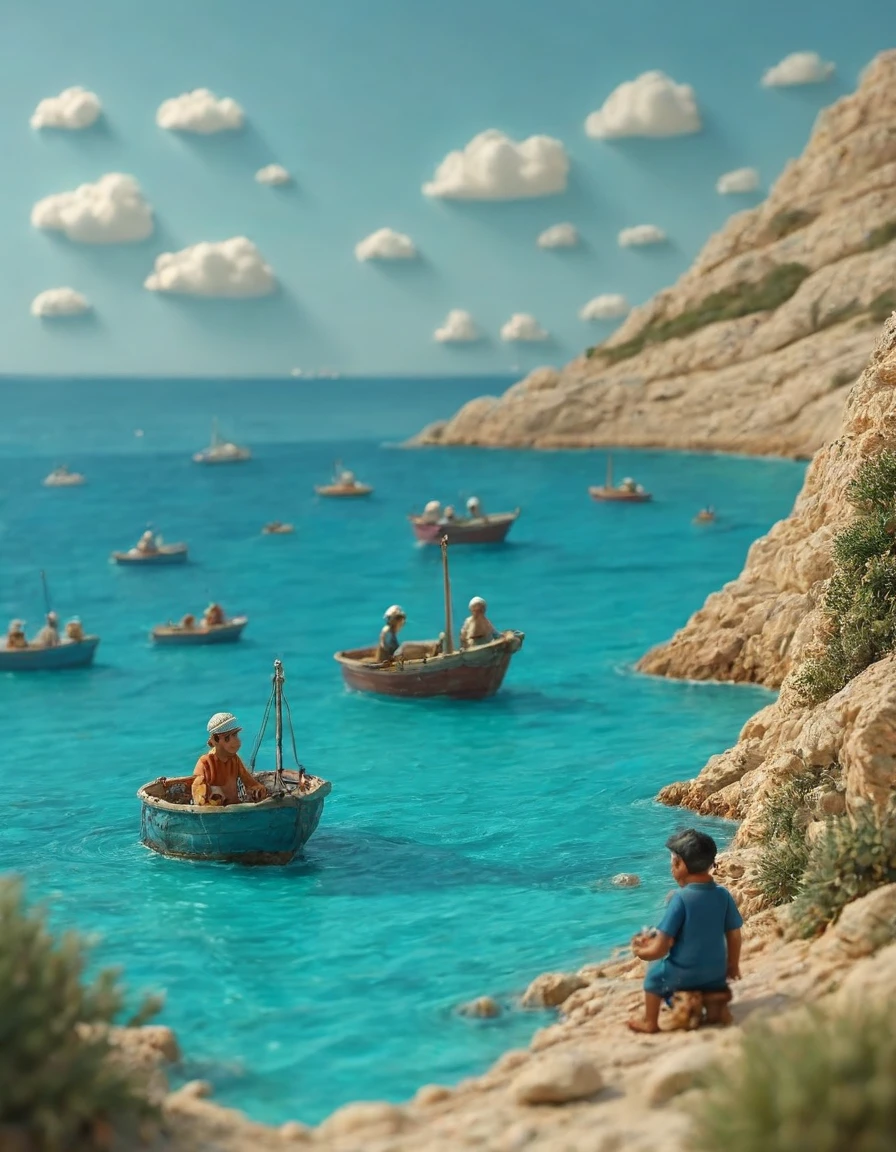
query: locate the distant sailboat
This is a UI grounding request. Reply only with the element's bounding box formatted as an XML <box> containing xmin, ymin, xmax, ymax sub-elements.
<box><xmin>588</xmin><ymin>454</ymin><xmax>652</xmax><ymax>503</ymax></box>
<box><xmin>43</xmin><ymin>465</ymin><xmax>86</xmax><ymax>487</ymax></box>
<box><xmin>193</xmin><ymin>418</ymin><xmax>251</xmax><ymax>465</ymax></box>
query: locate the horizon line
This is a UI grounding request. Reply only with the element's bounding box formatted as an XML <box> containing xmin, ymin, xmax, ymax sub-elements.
<box><xmin>0</xmin><ymin>370</ymin><xmax>526</xmax><ymax>383</ymax></box>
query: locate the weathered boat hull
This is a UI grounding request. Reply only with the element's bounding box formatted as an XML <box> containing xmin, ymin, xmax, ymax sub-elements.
<box><xmin>335</xmin><ymin>632</ymin><xmax>524</xmax><ymax>699</ymax></box>
<box><xmin>137</xmin><ymin>771</ymin><xmax>330</xmax><ymax>864</ymax></box>
<box><xmin>0</xmin><ymin>637</ymin><xmax>100</xmax><ymax>672</ymax></box>
<box><xmin>112</xmin><ymin>545</ymin><xmax>189</xmax><ymax>565</ymax></box>
<box><xmin>315</xmin><ymin>484</ymin><xmax>373</xmax><ymax>497</ymax></box>
<box><xmin>151</xmin><ymin>618</ymin><xmax>248</xmax><ymax>645</ymax></box>
<box><xmin>588</xmin><ymin>488</ymin><xmax>652</xmax><ymax>503</ymax></box>
<box><xmin>410</xmin><ymin>511</ymin><xmax>519</xmax><ymax>545</ymax></box>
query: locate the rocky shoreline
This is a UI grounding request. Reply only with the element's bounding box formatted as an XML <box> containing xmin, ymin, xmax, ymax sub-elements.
<box><xmin>410</xmin><ymin>52</ymin><xmax>896</xmax><ymax>462</ymax></box>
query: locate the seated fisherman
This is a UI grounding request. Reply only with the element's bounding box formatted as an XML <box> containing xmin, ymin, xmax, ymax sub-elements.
<box><xmin>5</xmin><ymin>619</ymin><xmax>28</xmax><ymax>649</ymax></box>
<box><xmin>376</xmin><ymin>604</ymin><xmax>406</xmax><ymax>662</ymax></box>
<box><xmin>135</xmin><ymin>529</ymin><xmax>159</xmax><ymax>554</ymax></box>
<box><xmin>339</xmin><ymin>469</ymin><xmax>357</xmax><ymax>487</ymax></box>
<box><xmin>32</xmin><ymin>611</ymin><xmax>60</xmax><ymax>648</ymax></box>
<box><xmin>459</xmin><ymin>597</ymin><xmax>499</xmax><ymax>648</ymax></box>
<box><xmin>620</xmin><ymin>477</ymin><xmax>637</xmax><ymax>493</ymax></box>
<box><xmin>204</xmin><ymin>602</ymin><xmax>225</xmax><ymax>627</ymax></box>
<box><xmin>180</xmin><ymin>613</ymin><xmax>196</xmax><ymax>630</ymax></box>
<box><xmin>439</xmin><ymin>504</ymin><xmax>457</xmax><ymax>525</ymax></box>
<box><xmin>63</xmin><ymin>618</ymin><xmax>84</xmax><ymax>643</ymax></box>
<box><xmin>466</xmin><ymin>496</ymin><xmax>484</xmax><ymax>520</ymax></box>
<box><xmin>192</xmin><ymin>712</ymin><xmax>268</xmax><ymax>807</ymax></box>
<box><xmin>421</xmin><ymin>500</ymin><xmax>441</xmax><ymax>524</ymax></box>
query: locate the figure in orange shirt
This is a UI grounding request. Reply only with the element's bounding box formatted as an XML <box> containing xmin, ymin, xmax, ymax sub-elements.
<box><xmin>192</xmin><ymin>712</ymin><xmax>267</xmax><ymax>807</ymax></box>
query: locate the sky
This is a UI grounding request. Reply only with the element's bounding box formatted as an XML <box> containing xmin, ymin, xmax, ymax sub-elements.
<box><xmin>1</xmin><ymin>0</ymin><xmax>892</xmax><ymax>377</ymax></box>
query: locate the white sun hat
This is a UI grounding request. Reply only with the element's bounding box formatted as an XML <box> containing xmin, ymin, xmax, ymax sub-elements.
<box><xmin>384</xmin><ymin>604</ymin><xmax>406</xmax><ymax>621</ymax></box>
<box><xmin>207</xmin><ymin>712</ymin><xmax>241</xmax><ymax>735</ymax></box>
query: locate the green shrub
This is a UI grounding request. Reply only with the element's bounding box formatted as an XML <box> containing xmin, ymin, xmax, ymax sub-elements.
<box><xmin>692</xmin><ymin>1005</ymin><xmax>896</xmax><ymax>1152</ymax></box>
<box><xmin>595</xmin><ymin>263</ymin><xmax>811</xmax><ymax>365</ymax></box>
<box><xmin>790</xmin><ymin>798</ymin><xmax>896</xmax><ymax>938</ymax></box>
<box><xmin>864</xmin><ymin>220</ymin><xmax>896</xmax><ymax>251</ymax></box>
<box><xmin>793</xmin><ymin>450</ymin><xmax>896</xmax><ymax>705</ymax></box>
<box><xmin>766</xmin><ymin>207</ymin><xmax>817</xmax><ymax>240</ymax></box>
<box><xmin>754</xmin><ymin>773</ymin><xmax>834</xmax><ymax>906</ymax></box>
<box><xmin>868</xmin><ymin>291</ymin><xmax>896</xmax><ymax>325</ymax></box>
<box><xmin>0</xmin><ymin>878</ymin><xmax>159</xmax><ymax>1150</ymax></box>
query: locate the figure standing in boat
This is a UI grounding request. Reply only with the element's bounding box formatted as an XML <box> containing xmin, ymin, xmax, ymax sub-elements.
<box><xmin>31</xmin><ymin>611</ymin><xmax>60</xmax><ymax>647</ymax></box>
<box><xmin>193</xmin><ymin>713</ymin><xmax>268</xmax><ymax>806</ymax></box>
<box><xmin>136</xmin><ymin>529</ymin><xmax>159</xmax><ymax>555</ymax></box>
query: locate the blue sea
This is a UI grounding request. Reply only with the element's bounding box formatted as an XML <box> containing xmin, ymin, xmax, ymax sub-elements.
<box><xmin>0</xmin><ymin>375</ymin><xmax>805</xmax><ymax>1126</ymax></box>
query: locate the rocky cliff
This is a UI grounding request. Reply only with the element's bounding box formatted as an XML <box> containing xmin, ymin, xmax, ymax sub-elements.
<box><xmin>649</xmin><ymin>313</ymin><xmax>896</xmax><ymax>849</ymax></box>
<box><xmin>414</xmin><ymin>51</ymin><xmax>896</xmax><ymax>458</ymax></box>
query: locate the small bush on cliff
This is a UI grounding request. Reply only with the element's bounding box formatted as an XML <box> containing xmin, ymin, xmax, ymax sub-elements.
<box><xmin>864</xmin><ymin>219</ymin><xmax>896</xmax><ymax>251</ymax></box>
<box><xmin>766</xmin><ymin>207</ymin><xmax>818</xmax><ymax>240</ymax></box>
<box><xmin>0</xmin><ymin>877</ymin><xmax>159</xmax><ymax>1150</ymax></box>
<box><xmin>790</xmin><ymin>798</ymin><xmax>896</xmax><ymax>938</ymax></box>
<box><xmin>794</xmin><ymin>450</ymin><xmax>896</xmax><ymax>705</ymax></box>
<box><xmin>754</xmin><ymin>775</ymin><xmax>819</xmax><ymax>906</ymax></box>
<box><xmin>595</xmin><ymin>263</ymin><xmax>811</xmax><ymax>365</ymax></box>
<box><xmin>692</xmin><ymin>1005</ymin><xmax>896</xmax><ymax>1152</ymax></box>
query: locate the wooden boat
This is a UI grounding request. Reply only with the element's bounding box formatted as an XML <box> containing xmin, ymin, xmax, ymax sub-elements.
<box><xmin>693</xmin><ymin>508</ymin><xmax>716</xmax><ymax>524</ymax></box>
<box><xmin>1</xmin><ymin>572</ymin><xmax>98</xmax><ymax>671</ymax></box>
<box><xmin>0</xmin><ymin>637</ymin><xmax>99</xmax><ymax>672</ymax></box>
<box><xmin>589</xmin><ymin>455</ymin><xmax>651</xmax><ymax>503</ymax></box>
<box><xmin>151</xmin><ymin>616</ymin><xmax>248</xmax><ymax>645</ymax></box>
<box><xmin>137</xmin><ymin>660</ymin><xmax>331</xmax><ymax>864</ymax></box>
<box><xmin>43</xmin><ymin>466</ymin><xmax>85</xmax><ymax>487</ymax></box>
<box><xmin>335</xmin><ymin>537</ymin><xmax>524</xmax><ymax>699</ymax></box>
<box><xmin>193</xmin><ymin>417</ymin><xmax>251</xmax><ymax>464</ymax></box>
<box><xmin>262</xmin><ymin>522</ymin><xmax>294</xmax><ymax>534</ymax></box>
<box><xmin>315</xmin><ymin>462</ymin><xmax>373</xmax><ymax>498</ymax></box>
<box><xmin>112</xmin><ymin>543</ymin><xmax>188</xmax><ymax>565</ymax></box>
<box><xmin>409</xmin><ymin>509</ymin><xmax>520</xmax><ymax>545</ymax></box>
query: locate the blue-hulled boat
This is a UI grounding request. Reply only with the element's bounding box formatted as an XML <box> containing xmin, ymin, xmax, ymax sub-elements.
<box><xmin>0</xmin><ymin>637</ymin><xmax>100</xmax><ymax>672</ymax></box>
<box><xmin>137</xmin><ymin>660</ymin><xmax>331</xmax><ymax>864</ymax></box>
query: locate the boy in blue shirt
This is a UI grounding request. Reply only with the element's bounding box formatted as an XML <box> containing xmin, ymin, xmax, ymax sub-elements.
<box><xmin>628</xmin><ymin>828</ymin><xmax>743</xmax><ymax>1034</ymax></box>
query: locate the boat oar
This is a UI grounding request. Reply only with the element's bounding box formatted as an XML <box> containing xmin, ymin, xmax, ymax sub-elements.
<box><xmin>440</xmin><ymin>535</ymin><xmax>455</xmax><ymax>654</ymax></box>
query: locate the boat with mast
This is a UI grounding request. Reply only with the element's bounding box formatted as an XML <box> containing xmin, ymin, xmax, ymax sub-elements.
<box><xmin>0</xmin><ymin>571</ymin><xmax>99</xmax><ymax>672</ymax></box>
<box><xmin>137</xmin><ymin>659</ymin><xmax>331</xmax><ymax>864</ymax></box>
<box><xmin>192</xmin><ymin>417</ymin><xmax>251</xmax><ymax>465</ymax></box>
<box><xmin>588</xmin><ymin>454</ymin><xmax>652</xmax><ymax>503</ymax></box>
<box><xmin>334</xmin><ymin>537</ymin><xmax>524</xmax><ymax>699</ymax></box>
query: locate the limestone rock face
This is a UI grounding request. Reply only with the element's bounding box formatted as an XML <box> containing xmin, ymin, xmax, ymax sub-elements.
<box><xmin>521</xmin><ymin>972</ymin><xmax>588</xmax><ymax>1008</ymax></box>
<box><xmin>412</xmin><ymin>52</ymin><xmax>896</xmax><ymax>459</ymax></box>
<box><xmin>652</xmin><ymin>316</ymin><xmax>896</xmax><ymax>838</ymax></box>
<box><xmin>512</xmin><ymin>1052</ymin><xmax>603</xmax><ymax>1104</ymax></box>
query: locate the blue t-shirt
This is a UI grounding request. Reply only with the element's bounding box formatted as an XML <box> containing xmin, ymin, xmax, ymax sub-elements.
<box><xmin>655</xmin><ymin>881</ymin><xmax>743</xmax><ymax>989</ymax></box>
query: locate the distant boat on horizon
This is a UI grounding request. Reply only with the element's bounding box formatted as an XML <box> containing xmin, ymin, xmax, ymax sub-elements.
<box><xmin>43</xmin><ymin>465</ymin><xmax>85</xmax><ymax>487</ymax></box>
<box><xmin>193</xmin><ymin>417</ymin><xmax>251</xmax><ymax>465</ymax></box>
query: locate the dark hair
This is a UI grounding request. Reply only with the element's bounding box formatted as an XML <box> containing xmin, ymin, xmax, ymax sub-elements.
<box><xmin>666</xmin><ymin>829</ymin><xmax>717</xmax><ymax>874</ymax></box>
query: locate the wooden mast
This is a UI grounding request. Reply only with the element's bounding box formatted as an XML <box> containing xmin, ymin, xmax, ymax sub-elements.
<box><xmin>40</xmin><ymin>570</ymin><xmax>52</xmax><ymax>617</ymax></box>
<box><xmin>440</xmin><ymin>536</ymin><xmax>455</xmax><ymax>653</ymax></box>
<box><xmin>273</xmin><ymin>659</ymin><xmax>284</xmax><ymax>789</ymax></box>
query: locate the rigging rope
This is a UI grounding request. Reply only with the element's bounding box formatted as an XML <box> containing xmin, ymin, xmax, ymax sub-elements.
<box><xmin>282</xmin><ymin>693</ymin><xmax>305</xmax><ymax>775</ymax></box>
<box><xmin>248</xmin><ymin>686</ymin><xmax>275</xmax><ymax>770</ymax></box>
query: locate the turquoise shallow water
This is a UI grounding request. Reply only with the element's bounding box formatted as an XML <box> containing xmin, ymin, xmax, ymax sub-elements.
<box><xmin>0</xmin><ymin>377</ymin><xmax>805</xmax><ymax>1125</ymax></box>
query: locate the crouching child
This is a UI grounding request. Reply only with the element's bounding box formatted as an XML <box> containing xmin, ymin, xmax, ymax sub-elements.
<box><xmin>628</xmin><ymin>828</ymin><xmax>743</xmax><ymax>1034</ymax></box>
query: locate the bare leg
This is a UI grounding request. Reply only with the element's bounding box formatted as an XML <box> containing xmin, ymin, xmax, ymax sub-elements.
<box><xmin>627</xmin><ymin>992</ymin><xmax>662</xmax><ymax>1033</ymax></box>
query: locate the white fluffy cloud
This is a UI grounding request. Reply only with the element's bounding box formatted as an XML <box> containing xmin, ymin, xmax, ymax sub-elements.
<box><xmin>537</xmin><ymin>223</ymin><xmax>579</xmax><ymax>249</ymax></box>
<box><xmin>156</xmin><ymin>89</ymin><xmax>244</xmax><ymax>133</ymax></box>
<box><xmin>500</xmin><ymin>313</ymin><xmax>548</xmax><ymax>342</ymax></box>
<box><xmin>354</xmin><ymin>228</ymin><xmax>418</xmax><ymax>261</ymax></box>
<box><xmin>579</xmin><ymin>294</ymin><xmax>630</xmax><ymax>321</ymax></box>
<box><xmin>31</xmin><ymin>173</ymin><xmax>153</xmax><ymax>243</ymax></box>
<box><xmin>144</xmin><ymin>238</ymin><xmax>275</xmax><ymax>297</ymax></box>
<box><xmin>30</xmin><ymin>86</ymin><xmax>101</xmax><ymax>130</ymax></box>
<box><xmin>618</xmin><ymin>224</ymin><xmax>667</xmax><ymax>247</ymax></box>
<box><xmin>586</xmin><ymin>71</ymin><xmax>700</xmax><ymax>138</ymax></box>
<box><xmin>716</xmin><ymin>167</ymin><xmax>760</xmax><ymax>194</ymax></box>
<box><xmin>30</xmin><ymin>287</ymin><xmax>91</xmax><ymax>318</ymax></box>
<box><xmin>762</xmin><ymin>52</ymin><xmax>835</xmax><ymax>87</ymax></box>
<box><xmin>434</xmin><ymin>309</ymin><xmax>479</xmax><ymax>343</ymax></box>
<box><xmin>255</xmin><ymin>164</ymin><xmax>291</xmax><ymax>186</ymax></box>
<box><xmin>423</xmin><ymin>130</ymin><xmax>569</xmax><ymax>200</ymax></box>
